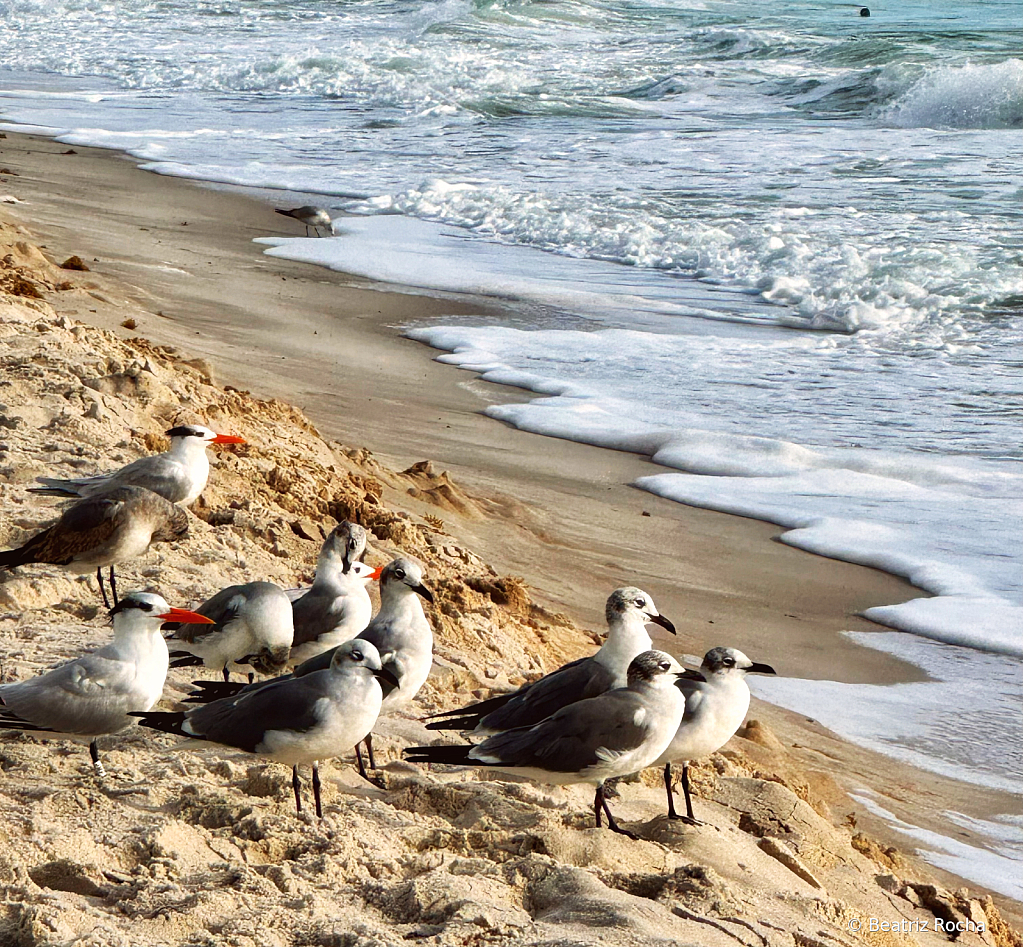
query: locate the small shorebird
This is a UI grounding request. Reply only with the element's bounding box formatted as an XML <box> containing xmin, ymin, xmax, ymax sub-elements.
<box><xmin>0</xmin><ymin>591</ymin><xmax>213</xmax><ymax>776</ymax></box>
<box><xmin>426</xmin><ymin>587</ymin><xmax>677</xmax><ymax>736</ymax></box>
<box><xmin>275</xmin><ymin>205</ymin><xmax>332</xmax><ymax>237</ymax></box>
<box><xmin>165</xmin><ymin>581</ymin><xmax>295</xmax><ymax>682</ymax></box>
<box><xmin>133</xmin><ymin>638</ymin><xmax>398</xmax><ymax>817</ymax></box>
<box><xmin>30</xmin><ymin>424</ymin><xmax>245</xmax><ymax>506</ymax></box>
<box><xmin>0</xmin><ymin>485</ymin><xmax>189</xmax><ymax>607</ymax></box>
<box><xmin>182</xmin><ymin>556</ymin><xmax>434</xmax><ymax>780</ymax></box>
<box><xmin>405</xmin><ymin>651</ymin><xmax>688</xmax><ymax>838</ymax></box>
<box><xmin>654</xmin><ymin>647</ymin><xmax>776</xmax><ymax>824</ymax></box>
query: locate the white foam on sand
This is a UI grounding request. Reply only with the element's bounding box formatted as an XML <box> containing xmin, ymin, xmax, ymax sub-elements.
<box><xmin>850</xmin><ymin>791</ymin><xmax>1023</xmax><ymax>901</ymax></box>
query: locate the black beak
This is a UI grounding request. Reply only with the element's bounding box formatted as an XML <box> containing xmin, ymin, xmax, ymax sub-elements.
<box><xmin>414</xmin><ymin>584</ymin><xmax>434</xmax><ymax>604</ymax></box>
<box><xmin>647</xmin><ymin>612</ymin><xmax>676</xmax><ymax>635</ymax></box>
<box><xmin>341</xmin><ymin>553</ymin><xmax>352</xmax><ymax>575</ymax></box>
<box><xmin>677</xmin><ymin>668</ymin><xmax>706</xmax><ymax>682</ymax></box>
<box><xmin>748</xmin><ymin>662</ymin><xmax>776</xmax><ymax>675</ymax></box>
<box><xmin>374</xmin><ymin>666</ymin><xmax>401</xmax><ymax>697</ymax></box>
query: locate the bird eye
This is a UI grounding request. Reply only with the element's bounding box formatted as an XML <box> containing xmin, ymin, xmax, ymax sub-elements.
<box><xmin>139</xmin><ymin>602</ymin><xmax>153</xmax><ymax>611</ymax></box>
<box><xmin>659</xmin><ymin>662</ymin><xmax>671</xmax><ymax>672</ymax></box>
<box><xmin>724</xmin><ymin>657</ymin><xmax>735</xmax><ymax>667</ymax></box>
<box><xmin>634</xmin><ymin>598</ymin><xmax>646</xmax><ymax>608</ymax></box>
<box><xmin>350</xmin><ymin>650</ymin><xmax>363</xmax><ymax>662</ymax></box>
<box><xmin>394</xmin><ymin>568</ymin><xmax>405</xmax><ymax>580</ymax></box>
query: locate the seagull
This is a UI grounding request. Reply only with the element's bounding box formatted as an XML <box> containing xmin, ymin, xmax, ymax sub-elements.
<box><xmin>404</xmin><ymin>650</ymin><xmax>688</xmax><ymax>839</ymax></box>
<box><xmin>131</xmin><ymin>638</ymin><xmax>399</xmax><ymax>817</ymax></box>
<box><xmin>0</xmin><ymin>591</ymin><xmax>213</xmax><ymax>776</ymax></box>
<box><xmin>29</xmin><ymin>424</ymin><xmax>245</xmax><ymax>506</ymax></box>
<box><xmin>0</xmin><ymin>485</ymin><xmax>189</xmax><ymax>607</ymax></box>
<box><xmin>426</xmin><ymin>587</ymin><xmax>675</xmax><ymax>736</ymax></box>
<box><xmin>275</xmin><ymin>205</ymin><xmax>332</xmax><ymax>237</ymax></box>
<box><xmin>289</xmin><ymin>560</ymin><xmax>380</xmax><ymax>667</ymax></box>
<box><xmin>654</xmin><ymin>647</ymin><xmax>776</xmax><ymax>824</ymax></box>
<box><xmin>181</xmin><ymin>556</ymin><xmax>434</xmax><ymax>780</ymax></box>
<box><xmin>165</xmin><ymin>582</ymin><xmax>295</xmax><ymax>682</ymax></box>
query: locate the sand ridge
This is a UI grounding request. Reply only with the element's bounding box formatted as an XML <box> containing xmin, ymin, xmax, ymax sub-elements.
<box><xmin>0</xmin><ymin>220</ymin><xmax>1019</xmax><ymax>946</ymax></box>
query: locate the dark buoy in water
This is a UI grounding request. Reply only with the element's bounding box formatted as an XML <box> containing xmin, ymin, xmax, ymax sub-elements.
<box><xmin>859</xmin><ymin>7</ymin><xmax>870</xmax><ymax>15</ymax></box>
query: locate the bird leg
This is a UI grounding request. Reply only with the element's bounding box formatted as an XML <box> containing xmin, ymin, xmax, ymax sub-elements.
<box><xmin>97</xmin><ymin>568</ymin><xmax>111</xmax><ymax>610</ymax></box>
<box><xmin>364</xmin><ymin>733</ymin><xmax>376</xmax><ymax>770</ymax></box>
<box><xmin>355</xmin><ymin>744</ymin><xmax>368</xmax><ymax>781</ymax></box>
<box><xmin>89</xmin><ymin>740</ymin><xmax>107</xmax><ymax>779</ymax></box>
<box><xmin>108</xmin><ymin>566</ymin><xmax>118</xmax><ymax>605</ymax></box>
<box><xmin>292</xmin><ymin>766</ymin><xmax>302</xmax><ymax>813</ymax></box>
<box><xmin>595</xmin><ymin>784</ymin><xmax>638</xmax><ymax>840</ymax></box>
<box><xmin>665</xmin><ymin>762</ymin><xmax>701</xmax><ymax>825</ymax></box>
<box><xmin>312</xmin><ymin>763</ymin><xmax>322</xmax><ymax>819</ymax></box>
<box><xmin>222</xmin><ymin>667</ymin><xmax>231</xmax><ymax>683</ymax></box>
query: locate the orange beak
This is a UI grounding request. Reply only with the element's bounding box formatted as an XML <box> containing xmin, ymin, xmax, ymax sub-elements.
<box><xmin>369</xmin><ymin>566</ymin><xmax>383</xmax><ymax>581</ymax></box>
<box><xmin>211</xmin><ymin>433</ymin><xmax>246</xmax><ymax>445</ymax></box>
<box><xmin>158</xmin><ymin>608</ymin><xmax>216</xmax><ymax>624</ymax></box>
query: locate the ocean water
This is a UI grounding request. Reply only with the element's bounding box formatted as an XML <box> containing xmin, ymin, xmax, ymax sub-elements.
<box><xmin>0</xmin><ymin>0</ymin><xmax>1020</xmax><ymax>860</ymax></box>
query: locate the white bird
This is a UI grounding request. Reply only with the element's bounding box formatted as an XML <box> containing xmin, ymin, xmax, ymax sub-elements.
<box><xmin>653</xmin><ymin>647</ymin><xmax>776</xmax><ymax>824</ymax></box>
<box><xmin>29</xmin><ymin>424</ymin><xmax>246</xmax><ymax>507</ymax></box>
<box><xmin>426</xmin><ymin>587</ymin><xmax>675</xmax><ymax>736</ymax></box>
<box><xmin>166</xmin><ymin>582</ymin><xmax>295</xmax><ymax>681</ymax></box>
<box><xmin>405</xmin><ymin>650</ymin><xmax>688</xmax><ymax>838</ymax></box>
<box><xmin>181</xmin><ymin>556</ymin><xmax>434</xmax><ymax>780</ymax></box>
<box><xmin>0</xmin><ymin>591</ymin><xmax>213</xmax><ymax>776</ymax></box>
<box><xmin>275</xmin><ymin>205</ymin><xmax>332</xmax><ymax>237</ymax></box>
<box><xmin>287</xmin><ymin>521</ymin><xmax>377</xmax><ymax>665</ymax></box>
<box><xmin>133</xmin><ymin>638</ymin><xmax>399</xmax><ymax>817</ymax></box>
<box><xmin>0</xmin><ymin>485</ymin><xmax>190</xmax><ymax>607</ymax></box>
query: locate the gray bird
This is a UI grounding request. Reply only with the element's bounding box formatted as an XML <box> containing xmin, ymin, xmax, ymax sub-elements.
<box><xmin>275</xmin><ymin>205</ymin><xmax>332</xmax><ymax>237</ymax></box>
<box><xmin>166</xmin><ymin>582</ymin><xmax>295</xmax><ymax>681</ymax></box>
<box><xmin>133</xmin><ymin>638</ymin><xmax>398</xmax><ymax>817</ymax></box>
<box><xmin>654</xmin><ymin>646</ymin><xmax>776</xmax><ymax>823</ymax></box>
<box><xmin>405</xmin><ymin>650</ymin><xmax>688</xmax><ymax>839</ymax></box>
<box><xmin>426</xmin><ymin>587</ymin><xmax>675</xmax><ymax>735</ymax></box>
<box><xmin>0</xmin><ymin>592</ymin><xmax>212</xmax><ymax>775</ymax></box>
<box><xmin>0</xmin><ymin>485</ymin><xmax>189</xmax><ymax>607</ymax></box>
<box><xmin>29</xmin><ymin>424</ymin><xmax>245</xmax><ymax>506</ymax></box>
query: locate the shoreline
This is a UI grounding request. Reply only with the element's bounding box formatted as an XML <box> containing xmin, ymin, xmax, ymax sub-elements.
<box><xmin>1</xmin><ymin>130</ymin><xmax>1020</xmax><ymax>914</ymax></box>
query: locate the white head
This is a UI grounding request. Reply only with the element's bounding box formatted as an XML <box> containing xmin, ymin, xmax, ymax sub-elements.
<box><xmin>605</xmin><ymin>587</ymin><xmax>676</xmax><ymax>636</ymax></box>
<box><xmin>110</xmin><ymin>591</ymin><xmax>214</xmax><ymax>634</ymax></box>
<box><xmin>317</xmin><ymin>520</ymin><xmax>369</xmax><ymax>575</ymax></box>
<box><xmin>330</xmin><ymin>637</ymin><xmax>400</xmax><ymax>694</ymax></box>
<box><xmin>379</xmin><ymin>557</ymin><xmax>434</xmax><ymax>605</ymax></box>
<box><xmin>700</xmin><ymin>647</ymin><xmax>776</xmax><ymax>679</ymax></box>
<box><xmin>627</xmin><ymin>650</ymin><xmax>686</xmax><ymax>689</ymax></box>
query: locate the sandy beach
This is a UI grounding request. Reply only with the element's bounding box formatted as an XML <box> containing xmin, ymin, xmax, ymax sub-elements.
<box><xmin>0</xmin><ymin>129</ymin><xmax>1020</xmax><ymax>944</ymax></box>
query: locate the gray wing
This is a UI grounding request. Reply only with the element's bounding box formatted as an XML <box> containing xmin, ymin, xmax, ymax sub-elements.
<box><xmin>168</xmin><ymin>586</ymin><xmax>245</xmax><ymax>644</ymax></box>
<box><xmin>182</xmin><ymin>673</ymin><xmax>329</xmax><ymax>752</ymax></box>
<box><xmin>473</xmin><ymin>689</ymin><xmax>650</xmax><ymax>775</ymax></box>
<box><xmin>33</xmin><ymin>454</ymin><xmax>188</xmax><ymax>503</ymax></box>
<box><xmin>0</xmin><ymin>652</ymin><xmax>141</xmax><ymax>735</ymax></box>
<box><xmin>291</xmin><ymin>590</ymin><xmax>347</xmax><ymax>647</ymax></box>
<box><xmin>480</xmin><ymin>656</ymin><xmax>612</xmax><ymax>732</ymax></box>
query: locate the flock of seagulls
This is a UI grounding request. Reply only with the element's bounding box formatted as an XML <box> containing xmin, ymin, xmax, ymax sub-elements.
<box><xmin>0</xmin><ymin>421</ymin><xmax>776</xmax><ymax>835</ymax></box>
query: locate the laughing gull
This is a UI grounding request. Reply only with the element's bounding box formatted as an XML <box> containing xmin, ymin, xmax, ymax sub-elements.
<box><xmin>132</xmin><ymin>638</ymin><xmax>398</xmax><ymax>817</ymax></box>
<box><xmin>275</xmin><ymin>205</ymin><xmax>332</xmax><ymax>237</ymax></box>
<box><xmin>30</xmin><ymin>424</ymin><xmax>245</xmax><ymax>506</ymax></box>
<box><xmin>0</xmin><ymin>592</ymin><xmax>213</xmax><ymax>776</ymax></box>
<box><xmin>654</xmin><ymin>647</ymin><xmax>776</xmax><ymax>823</ymax></box>
<box><xmin>165</xmin><ymin>582</ymin><xmax>295</xmax><ymax>682</ymax></box>
<box><xmin>405</xmin><ymin>650</ymin><xmax>688</xmax><ymax>838</ymax></box>
<box><xmin>287</xmin><ymin>521</ymin><xmax>375</xmax><ymax>665</ymax></box>
<box><xmin>0</xmin><ymin>485</ymin><xmax>189</xmax><ymax>607</ymax></box>
<box><xmin>181</xmin><ymin>556</ymin><xmax>434</xmax><ymax>779</ymax></box>
<box><xmin>289</xmin><ymin>560</ymin><xmax>380</xmax><ymax>666</ymax></box>
<box><xmin>426</xmin><ymin>587</ymin><xmax>675</xmax><ymax>736</ymax></box>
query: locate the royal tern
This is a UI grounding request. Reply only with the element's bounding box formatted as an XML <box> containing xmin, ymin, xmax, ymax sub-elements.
<box><xmin>405</xmin><ymin>650</ymin><xmax>688</xmax><ymax>838</ymax></box>
<box><xmin>426</xmin><ymin>587</ymin><xmax>675</xmax><ymax>736</ymax></box>
<box><xmin>275</xmin><ymin>205</ymin><xmax>332</xmax><ymax>237</ymax></box>
<box><xmin>654</xmin><ymin>647</ymin><xmax>776</xmax><ymax>823</ymax></box>
<box><xmin>166</xmin><ymin>581</ymin><xmax>295</xmax><ymax>681</ymax></box>
<box><xmin>30</xmin><ymin>424</ymin><xmax>245</xmax><ymax>506</ymax></box>
<box><xmin>132</xmin><ymin>638</ymin><xmax>398</xmax><ymax>816</ymax></box>
<box><xmin>0</xmin><ymin>485</ymin><xmax>189</xmax><ymax>607</ymax></box>
<box><xmin>0</xmin><ymin>591</ymin><xmax>213</xmax><ymax>776</ymax></box>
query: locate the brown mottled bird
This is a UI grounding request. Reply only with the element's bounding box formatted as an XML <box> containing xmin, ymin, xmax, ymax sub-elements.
<box><xmin>0</xmin><ymin>486</ymin><xmax>188</xmax><ymax>607</ymax></box>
